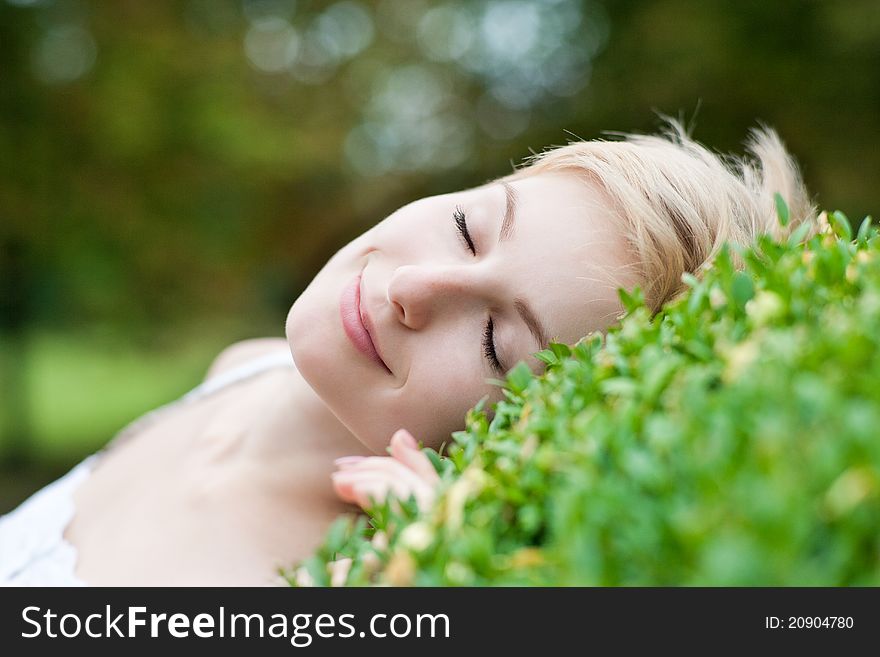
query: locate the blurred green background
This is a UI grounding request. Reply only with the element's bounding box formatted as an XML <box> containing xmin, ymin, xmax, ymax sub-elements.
<box><xmin>1</xmin><ymin>0</ymin><xmax>878</xmax><ymax>513</ymax></box>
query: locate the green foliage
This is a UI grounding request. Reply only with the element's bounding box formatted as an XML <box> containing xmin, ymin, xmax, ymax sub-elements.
<box><xmin>295</xmin><ymin>212</ymin><xmax>880</xmax><ymax>586</ymax></box>
<box><xmin>774</xmin><ymin>192</ymin><xmax>790</xmax><ymax>227</ymax></box>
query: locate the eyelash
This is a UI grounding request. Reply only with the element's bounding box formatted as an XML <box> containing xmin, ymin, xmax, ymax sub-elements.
<box><xmin>453</xmin><ymin>205</ymin><xmax>475</xmax><ymax>254</ymax></box>
<box><xmin>453</xmin><ymin>205</ymin><xmax>504</xmax><ymax>374</ymax></box>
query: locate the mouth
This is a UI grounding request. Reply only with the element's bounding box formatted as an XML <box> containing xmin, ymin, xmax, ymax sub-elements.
<box><xmin>340</xmin><ymin>271</ymin><xmax>392</xmax><ymax>374</ymax></box>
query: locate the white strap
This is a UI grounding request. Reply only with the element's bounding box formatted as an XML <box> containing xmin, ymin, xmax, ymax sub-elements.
<box><xmin>104</xmin><ymin>348</ymin><xmax>294</xmax><ymax>452</ymax></box>
<box><xmin>181</xmin><ymin>348</ymin><xmax>294</xmax><ymax>402</ymax></box>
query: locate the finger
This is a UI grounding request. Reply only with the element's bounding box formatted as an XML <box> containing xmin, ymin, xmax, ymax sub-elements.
<box><xmin>334</xmin><ymin>461</ymin><xmax>427</xmax><ymax>496</ymax></box>
<box><xmin>334</xmin><ymin>456</ymin><xmax>428</xmax><ymax>489</ymax></box>
<box><xmin>330</xmin><ymin>471</ymin><xmax>360</xmax><ymax>505</ymax></box>
<box><xmin>332</xmin><ymin>469</ymin><xmax>397</xmax><ymax>505</ymax></box>
<box><xmin>334</xmin><ymin>470</ymin><xmax>431</xmax><ymax>510</ymax></box>
<box><xmin>350</xmin><ymin>473</ymin><xmax>436</xmax><ymax>512</ymax></box>
<box><xmin>394</xmin><ymin>428</ymin><xmax>419</xmax><ymax>449</ymax></box>
<box><xmin>332</xmin><ymin>461</ymin><xmax>439</xmax><ymax>513</ymax></box>
<box><xmin>350</xmin><ymin>479</ymin><xmax>393</xmax><ymax>510</ymax></box>
<box><xmin>332</xmin><ymin>470</ymin><xmax>402</xmax><ymax>500</ymax></box>
<box><xmin>334</xmin><ymin>455</ymin><xmax>394</xmax><ymax>472</ymax></box>
<box><xmin>390</xmin><ymin>432</ymin><xmax>440</xmax><ymax>483</ymax></box>
<box><xmin>331</xmin><ymin>471</ymin><xmax>392</xmax><ymax>508</ymax></box>
<box><xmin>333</xmin><ymin>456</ymin><xmax>367</xmax><ymax>467</ymax></box>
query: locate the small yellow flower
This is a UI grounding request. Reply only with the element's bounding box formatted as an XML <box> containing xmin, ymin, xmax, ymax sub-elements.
<box><xmin>519</xmin><ymin>434</ymin><xmax>539</xmax><ymax>460</ymax></box>
<box><xmin>442</xmin><ymin>464</ymin><xmax>488</xmax><ymax>531</ymax></box>
<box><xmin>824</xmin><ymin>466</ymin><xmax>877</xmax><ymax>518</ymax></box>
<box><xmin>371</xmin><ymin>530</ymin><xmax>388</xmax><ymax>551</ymax></box>
<box><xmin>385</xmin><ymin>550</ymin><xmax>416</xmax><ymax>586</ymax></box>
<box><xmin>399</xmin><ymin>522</ymin><xmax>434</xmax><ymax>552</ymax></box>
<box><xmin>845</xmin><ymin>262</ymin><xmax>859</xmax><ymax>283</ymax></box>
<box><xmin>745</xmin><ymin>290</ymin><xmax>785</xmax><ymax>326</ymax></box>
<box><xmin>361</xmin><ymin>551</ymin><xmax>381</xmax><ymax>575</ymax></box>
<box><xmin>709</xmin><ymin>286</ymin><xmax>727</xmax><ymax>309</ymax></box>
<box><xmin>723</xmin><ymin>339</ymin><xmax>759</xmax><ymax>382</ymax></box>
<box><xmin>329</xmin><ymin>558</ymin><xmax>352</xmax><ymax>587</ymax></box>
<box><xmin>294</xmin><ymin>566</ymin><xmax>315</xmax><ymax>587</ymax></box>
<box><xmin>596</xmin><ymin>349</ymin><xmax>615</xmax><ymax>369</ymax></box>
<box><xmin>846</xmin><ymin>251</ymin><xmax>874</xmax><ymax>282</ymax></box>
<box><xmin>444</xmin><ymin>561</ymin><xmax>472</xmax><ymax>585</ymax></box>
<box><xmin>510</xmin><ymin>547</ymin><xmax>545</xmax><ymax>568</ymax></box>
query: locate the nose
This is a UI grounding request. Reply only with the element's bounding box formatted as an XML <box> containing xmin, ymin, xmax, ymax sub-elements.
<box><xmin>387</xmin><ymin>263</ymin><xmax>481</xmax><ymax>329</ymax></box>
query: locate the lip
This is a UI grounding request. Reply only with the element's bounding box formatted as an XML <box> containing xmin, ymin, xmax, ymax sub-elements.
<box><xmin>340</xmin><ymin>271</ymin><xmax>392</xmax><ymax>374</ymax></box>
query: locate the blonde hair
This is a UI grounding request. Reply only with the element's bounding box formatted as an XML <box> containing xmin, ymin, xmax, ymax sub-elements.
<box><xmin>503</xmin><ymin>119</ymin><xmax>818</xmax><ymax>314</ymax></box>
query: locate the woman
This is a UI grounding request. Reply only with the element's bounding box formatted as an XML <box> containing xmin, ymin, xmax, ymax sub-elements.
<box><xmin>0</xmin><ymin>120</ymin><xmax>815</xmax><ymax>586</ymax></box>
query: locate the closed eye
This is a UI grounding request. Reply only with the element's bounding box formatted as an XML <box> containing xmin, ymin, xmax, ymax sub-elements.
<box><xmin>453</xmin><ymin>205</ymin><xmax>505</xmax><ymax>375</ymax></box>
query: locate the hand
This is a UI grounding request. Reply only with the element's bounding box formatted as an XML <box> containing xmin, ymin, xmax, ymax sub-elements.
<box><xmin>331</xmin><ymin>429</ymin><xmax>440</xmax><ymax>513</ymax></box>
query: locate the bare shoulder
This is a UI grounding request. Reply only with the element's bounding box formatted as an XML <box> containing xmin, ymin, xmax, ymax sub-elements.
<box><xmin>204</xmin><ymin>337</ymin><xmax>290</xmax><ymax>381</ymax></box>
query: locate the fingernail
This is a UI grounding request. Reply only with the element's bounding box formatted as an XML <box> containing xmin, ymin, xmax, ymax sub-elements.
<box><xmin>334</xmin><ymin>456</ymin><xmax>366</xmax><ymax>466</ymax></box>
<box><xmin>400</xmin><ymin>430</ymin><xmax>418</xmax><ymax>449</ymax></box>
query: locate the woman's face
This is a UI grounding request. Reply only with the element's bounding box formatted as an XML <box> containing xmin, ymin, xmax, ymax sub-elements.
<box><xmin>286</xmin><ymin>170</ymin><xmax>639</xmax><ymax>453</ymax></box>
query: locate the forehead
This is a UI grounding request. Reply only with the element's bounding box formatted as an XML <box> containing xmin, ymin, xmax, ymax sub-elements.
<box><xmin>476</xmin><ymin>171</ymin><xmax>637</xmax><ymax>345</ymax></box>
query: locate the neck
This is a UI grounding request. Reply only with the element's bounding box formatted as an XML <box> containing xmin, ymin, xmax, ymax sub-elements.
<box><xmin>235</xmin><ymin>364</ymin><xmax>375</xmax><ymax>471</ymax></box>
<box><xmin>178</xmin><ymin>360</ymin><xmax>373</xmax><ymax>506</ymax></box>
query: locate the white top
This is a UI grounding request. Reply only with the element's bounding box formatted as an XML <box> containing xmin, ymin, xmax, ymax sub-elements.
<box><xmin>0</xmin><ymin>349</ymin><xmax>296</xmax><ymax>586</ymax></box>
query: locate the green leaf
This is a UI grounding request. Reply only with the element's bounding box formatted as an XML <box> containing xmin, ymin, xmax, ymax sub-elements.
<box><xmin>857</xmin><ymin>215</ymin><xmax>874</xmax><ymax>244</ymax></box>
<box><xmin>534</xmin><ymin>349</ymin><xmax>557</xmax><ymax>366</ymax></box>
<box><xmin>774</xmin><ymin>192</ymin><xmax>790</xmax><ymax>227</ymax></box>
<box><xmin>324</xmin><ymin>516</ymin><xmax>353</xmax><ymax>554</ymax></box>
<box><xmin>713</xmin><ymin>244</ymin><xmax>734</xmax><ymax>280</ymax></box>
<box><xmin>424</xmin><ymin>448</ymin><xmax>445</xmax><ymax>474</ymax></box>
<box><xmin>618</xmin><ymin>286</ymin><xmax>645</xmax><ymax>314</ymax></box>
<box><xmin>829</xmin><ymin>211</ymin><xmax>852</xmax><ymax>241</ymax></box>
<box><xmin>786</xmin><ymin>221</ymin><xmax>813</xmax><ymax>248</ymax></box>
<box><xmin>681</xmin><ymin>272</ymin><xmax>700</xmax><ymax>288</ymax></box>
<box><xmin>505</xmin><ymin>361</ymin><xmax>534</xmax><ymax>395</ymax></box>
<box><xmin>302</xmin><ymin>555</ymin><xmax>328</xmax><ymax>586</ymax></box>
<box><xmin>687</xmin><ymin>284</ymin><xmax>707</xmax><ymax>314</ymax></box>
<box><xmin>731</xmin><ymin>272</ymin><xmax>755</xmax><ymax>308</ymax></box>
<box><xmin>600</xmin><ymin>377</ymin><xmax>639</xmax><ymax>397</ymax></box>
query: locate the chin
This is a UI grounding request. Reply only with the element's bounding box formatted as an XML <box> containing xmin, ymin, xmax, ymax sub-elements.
<box><xmin>284</xmin><ymin>305</ymin><xmax>297</xmax><ymax>360</ymax></box>
<box><xmin>284</xmin><ymin>301</ymin><xmax>306</xmax><ymax>371</ymax></box>
<box><xmin>284</xmin><ymin>288</ymin><xmax>326</xmax><ymax>382</ymax></box>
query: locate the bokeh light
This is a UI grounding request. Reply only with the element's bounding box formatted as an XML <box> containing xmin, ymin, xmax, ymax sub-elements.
<box><xmin>31</xmin><ymin>23</ymin><xmax>96</xmax><ymax>84</ymax></box>
<box><xmin>244</xmin><ymin>17</ymin><xmax>299</xmax><ymax>73</ymax></box>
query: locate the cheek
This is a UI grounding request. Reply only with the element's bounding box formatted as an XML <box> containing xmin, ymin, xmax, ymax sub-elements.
<box><xmin>390</xmin><ymin>348</ymin><xmax>492</xmax><ymax>450</ymax></box>
<box><xmin>374</xmin><ymin>202</ymin><xmax>448</xmax><ymax>253</ymax></box>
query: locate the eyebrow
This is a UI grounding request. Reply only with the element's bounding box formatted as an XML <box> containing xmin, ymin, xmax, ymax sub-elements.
<box><xmin>498</xmin><ymin>181</ymin><xmax>518</xmax><ymax>244</ymax></box>
<box><xmin>497</xmin><ymin>181</ymin><xmax>550</xmax><ymax>354</ymax></box>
